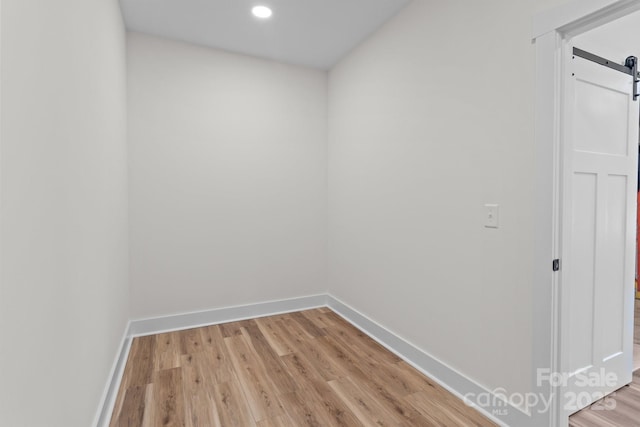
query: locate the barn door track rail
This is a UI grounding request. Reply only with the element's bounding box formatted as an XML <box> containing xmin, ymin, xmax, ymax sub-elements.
<box><xmin>573</xmin><ymin>47</ymin><xmax>639</xmax><ymax>101</ymax></box>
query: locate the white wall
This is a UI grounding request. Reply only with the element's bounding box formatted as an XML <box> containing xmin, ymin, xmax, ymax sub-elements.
<box><xmin>0</xmin><ymin>1</ymin><xmax>129</xmax><ymax>426</ymax></box>
<box><xmin>328</xmin><ymin>0</ymin><xmax>565</xmax><ymax>403</ymax></box>
<box><xmin>573</xmin><ymin>9</ymin><xmax>640</xmax><ymax>62</ymax></box>
<box><xmin>127</xmin><ymin>33</ymin><xmax>327</xmax><ymax>318</ymax></box>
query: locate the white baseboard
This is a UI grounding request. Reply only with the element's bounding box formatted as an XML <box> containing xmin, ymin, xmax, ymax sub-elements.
<box><xmin>129</xmin><ymin>294</ymin><xmax>328</xmax><ymax>337</ymax></box>
<box><xmin>93</xmin><ymin>322</ymin><xmax>133</xmax><ymax>427</ymax></box>
<box><xmin>94</xmin><ymin>293</ymin><xmax>542</xmax><ymax>427</ymax></box>
<box><xmin>327</xmin><ymin>294</ymin><xmax>536</xmax><ymax>427</ymax></box>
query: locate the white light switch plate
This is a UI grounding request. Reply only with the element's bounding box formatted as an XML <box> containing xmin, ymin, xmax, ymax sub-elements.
<box><xmin>484</xmin><ymin>204</ymin><xmax>499</xmax><ymax>228</ymax></box>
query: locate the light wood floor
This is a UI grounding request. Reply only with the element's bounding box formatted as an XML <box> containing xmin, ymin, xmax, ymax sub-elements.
<box><xmin>636</xmin><ymin>299</ymin><xmax>640</xmax><ymax>346</ymax></box>
<box><xmin>568</xmin><ymin>370</ymin><xmax>640</xmax><ymax>427</ymax></box>
<box><xmin>109</xmin><ymin>308</ymin><xmax>496</xmax><ymax>426</ymax></box>
<box><xmin>569</xmin><ymin>299</ymin><xmax>640</xmax><ymax>427</ymax></box>
<box><xmin>635</xmin><ymin>298</ymin><xmax>640</xmax><ymax>371</ymax></box>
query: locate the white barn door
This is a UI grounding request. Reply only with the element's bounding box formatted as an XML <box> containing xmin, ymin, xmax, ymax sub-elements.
<box><xmin>560</xmin><ymin>49</ymin><xmax>638</xmax><ymax>415</ymax></box>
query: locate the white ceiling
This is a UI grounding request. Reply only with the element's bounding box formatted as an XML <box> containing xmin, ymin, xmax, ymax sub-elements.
<box><xmin>119</xmin><ymin>0</ymin><xmax>411</xmax><ymax>69</ymax></box>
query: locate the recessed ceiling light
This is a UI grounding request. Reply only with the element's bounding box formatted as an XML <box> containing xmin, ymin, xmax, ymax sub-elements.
<box><xmin>252</xmin><ymin>5</ymin><xmax>273</xmax><ymax>19</ymax></box>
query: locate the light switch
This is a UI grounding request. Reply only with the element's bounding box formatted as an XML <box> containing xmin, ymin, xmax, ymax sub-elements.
<box><xmin>484</xmin><ymin>204</ymin><xmax>499</xmax><ymax>228</ymax></box>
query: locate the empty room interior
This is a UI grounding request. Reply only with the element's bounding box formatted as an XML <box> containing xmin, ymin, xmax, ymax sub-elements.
<box><xmin>3</xmin><ymin>0</ymin><xmax>640</xmax><ymax>426</ymax></box>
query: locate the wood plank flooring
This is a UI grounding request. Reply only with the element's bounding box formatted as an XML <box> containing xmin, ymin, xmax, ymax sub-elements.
<box><xmin>569</xmin><ymin>370</ymin><xmax>640</xmax><ymax>427</ymax></box>
<box><xmin>635</xmin><ymin>299</ymin><xmax>640</xmax><ymax>346</ymax></box>
<box><xmin>109</xmin><ymin>308</ymin><xmax>496</xmax><ymax>427</ymax></box>
<box><xmin>635</xmin><ymin>299</ymin><xmax>640</xmax><ymax>372</ymax></box>
<box><xmin>569</xmin><ymin>299</ymin><xmax>640</xmax><ymax>427</ymax></box>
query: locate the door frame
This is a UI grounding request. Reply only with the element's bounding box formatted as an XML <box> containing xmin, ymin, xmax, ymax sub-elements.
<box><xmin>534</xmin><ymin>1</ymin><xmax>640</xmax><ymax>426</ymax></box>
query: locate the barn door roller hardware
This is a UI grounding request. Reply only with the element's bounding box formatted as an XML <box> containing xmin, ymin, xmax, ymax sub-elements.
<box><xmin>625</xmin><ymin>56</ymin><xmax>639</xmax><ymax>101</ymax></box>
<box><xmin>573</xmin><ymin>47</ymin><xmax>639</xmax><ymax>101</ymax></box>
